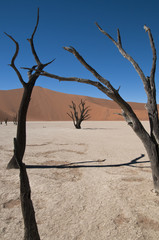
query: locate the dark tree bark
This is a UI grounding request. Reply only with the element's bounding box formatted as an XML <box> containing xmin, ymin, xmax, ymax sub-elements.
<box><xmin>67</xmin><ymin>99</ymin><xmax>91</xmax><ymax>129</ymax></box>
<box><xmin>5</xmin><ymin>9</ymin><xmax>54</xmax><ymax>239</ymax></box>
<box><xmin>14</xmin><ymin>138</ymin><xmax>40</xmax><ymax>240</ymax></box>
<box><xmin>39</xmin><ymin>24</ymin><xmax>159</xmax><ymax>193</ymax></box>
<box><xmin>6</xmin><ymin>9</ymin><xmax>54</xmax><ymax>169</ymax></box>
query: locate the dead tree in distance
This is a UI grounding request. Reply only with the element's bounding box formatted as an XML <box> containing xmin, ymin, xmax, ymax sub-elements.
<box><xmin>13</xmin><ymin>113</ymin><xmax>18</xmax><ymax>125</ymax></box>
<box><xmin>6</xmin><ymin>8</ymin><xmax>54</xmax><ymax>169</ymax></box>
<box><xmin>39</xmin><ymin>24</ymin><xmax>159</xmax><ymax>193</ymax></box>
<box><xmin>4</xmin><ymin>118</ymin><xmax>8</xmax><ymax>125</ymax></box>
<box><xmin>67</xmin><ymin>99</ymin><xmax>91</xmax><ymax>129</ymax></box>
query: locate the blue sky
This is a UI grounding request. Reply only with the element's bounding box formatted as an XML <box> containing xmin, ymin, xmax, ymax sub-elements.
<box><xmin>0</xmin><ymin>0</ymin><xmax>159</xmax><ymax>103</ymax></box>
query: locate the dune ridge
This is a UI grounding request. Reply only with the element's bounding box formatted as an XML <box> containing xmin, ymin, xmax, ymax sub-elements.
<box><xmin>0</xmin><ymin>86</ymin><xmax>148</xmax><ymax>121</ymax></box>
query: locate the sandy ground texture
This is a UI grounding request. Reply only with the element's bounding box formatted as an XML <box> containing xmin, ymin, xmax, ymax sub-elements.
<box><xmin>1</xmin><ymin>121</ymin><xmax>159</xmax><ymax>240</ymax></box>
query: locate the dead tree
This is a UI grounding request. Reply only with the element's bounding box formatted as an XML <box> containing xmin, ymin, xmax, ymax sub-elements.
<box><xmin>3</xmin><ymin>9</ymin><xmax>55</xmax><ymax>240</ymax></box>
<box><xmin>39</xmin><ymin>24</ymin><xmax>159</xmax><ymax>193</ymax></box>
<box><xmin>14</xmin><ymin>138</ymin><xmax>40</xmax><ymax>240</ymax></box>
<box><xmin>67</xmin><ymin>99</ymin><xmax>91</xmax><ymax>129</ymax></box>
<box><xmin>4</xmin><ymin>118</ymin><xmax>8</xmax><ymax>125</ymax></box>
<box><xmin>6</xmin><ymin>9</ymin><xmax>54</xmax><ymax>169</ymax></box>
<box><xmin>13</xmin><ymin>113</ymin><xmax>18</xmax><ymax>125</ymax></box>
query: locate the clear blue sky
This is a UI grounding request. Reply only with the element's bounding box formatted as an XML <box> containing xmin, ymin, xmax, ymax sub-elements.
<box><xmin>0</xmin><ymin>0</ymin><xmax>159</xmax><ymax>103</ymax></box>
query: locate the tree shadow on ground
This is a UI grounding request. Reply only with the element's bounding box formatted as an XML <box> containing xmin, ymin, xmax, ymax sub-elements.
<box><xmin>82</xmin><ymin>128</ymin><xmax>117</xmax><ymax>130</ymax></box>
<box><xmin>26</xmin><ymin>154</ymin><xmax>150</xmax><ymax>169</ymax></box>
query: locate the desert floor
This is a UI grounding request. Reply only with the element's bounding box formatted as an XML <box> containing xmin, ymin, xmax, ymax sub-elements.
<box><xmin>1</xmin><ymin>121</ymin><xmax>159</xmax><ymax>240</ymax></box>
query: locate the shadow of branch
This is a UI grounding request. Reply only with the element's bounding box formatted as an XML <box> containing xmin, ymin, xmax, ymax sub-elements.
<box><xmin>26</xmin><ymin>154</ymin><xmax>149</xmax><ymax>169</ymax></box>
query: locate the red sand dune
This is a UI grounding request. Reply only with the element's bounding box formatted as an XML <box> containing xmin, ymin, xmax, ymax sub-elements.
<box><xmin>0</xmin><ymin>86</ymin><xmax>148</xmax><ymax>121</ymax></box>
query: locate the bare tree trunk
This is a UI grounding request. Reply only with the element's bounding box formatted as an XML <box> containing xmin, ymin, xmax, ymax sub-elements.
<box><xmin>20</xmin><ymin>163</ymin><xmax>40</xmax><ymax>240</ymax></box>
<box><xmin>143</xmin><ymin>138</ymin><xmax>159</xmax><ymax>191</ymax></box>
<box><xmin>75</xmin><ymin>121</ymin><xmax>81</xmax><ymax>129</ymax></box>
<box><xmin>14</xmin><ymin>138</ymin><xmax>40</xmax><ymax>240</ymax></box>
<box><xmin>73</xmin><ymin>119</ymin><xmax>81</xmax><ymax>129</ymax></box>
<box><xmin>7</xmin><ymin>85</ymin><xmax>35</xmax><ymax>169</ymax></box>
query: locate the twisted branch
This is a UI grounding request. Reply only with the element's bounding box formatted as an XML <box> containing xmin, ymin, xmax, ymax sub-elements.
<box><xmin>4</xmin><ymin>33</ymin><xmax>26</xmax><ymax>87</ymax></box>
<box><xmin>27</xmin><ymin>8</ymin><xmax>41</xmax><ymax>66</ymax></box>
<box><xmin>144</xmin><ymin>25</ymin><xmax>157</xmax><ymax>85</ymax></box>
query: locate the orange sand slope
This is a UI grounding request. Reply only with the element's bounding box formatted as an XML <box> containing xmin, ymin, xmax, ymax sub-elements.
<box><xmin>0</xmin><ymin>86</ymin><xmax>148</xmax><ymax>121</ymax></box>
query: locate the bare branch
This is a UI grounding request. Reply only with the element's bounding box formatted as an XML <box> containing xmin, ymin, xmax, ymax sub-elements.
<box><xmin>114</xmin><ymin>111</ymin><xmax>132</xmax><ymax>125</ymax></box>
<box><xmin>27</xmin><ymin>65</ymin><xmax>37</xmax><ymax>79</ymax></box>
<box><xmin>43</xmin><ymin>58</ymin><xmax>56</xmax><ymax>68</ymax></box>
<box><xmin>41</xmin><ymin>70</ymin><xmax>116</xmax><ymax>97</ymax></box>
<box><xmin>32</xmin><ymin>8</ymin><xmax>39</xmax><ymax>39</ymax></box>
<box><xmin>67</xmin><ymin>112</ymin><xmax>74</xmax><ymax>120</ymax></box>
<box><xmin>144</xmin><ymin>25</ymin><xmax>157</xmax><ymax>83</ymax></box>
<box><xmin>116</xmin><ymin>86</ymin><xmax>121</xmax><ymax>92</ymax></box>
<box><xmin>21</xmin><ymin>58</ymin><xmax>55</xmax><ymax>80</ymax></box>
<box><xmin>96</xmin><ymin>22</ymin><xmax>148</xmax><ymax>91</ymax></box>
<box><xmin>83</xmin><ymin>111</ymin><xmax>91</xmax><ymax>120</ymax></box>
<box><xmin>27</xmin><ymin>8</ymin><xmax>41</xmax><ymax>65</ymax></box>
<box><xmin>26</xmin><ymin>9</ymin><xmax>55</xmax><ymax>72</ymax></box>
<box><xmin>84</xmin><ymin>116</ymin><xmax>91</xmax><ymax>121</ymax></box>
<box><xmin>95</xmin><ymin>22</ymin><xmax>116</xmax><ymax>45</ymax></box>
<box><xmin>78</xmin><ymin>101</ymin><xmax>82</xmax><ymax>113</ymax></box>
<box><xmin>67</xmin><ymin>111</ymin><xmax>76</xmax><ymax>127</ymax></box>
<box><xmin>21</xmin><ymin>67</ymin><xmax>37</xmax><ymax>71</ymax></box>
<box><xmin>63</xmin><ymin>46</ymin><xmax>116</xmax><ymax>92</ymax></box>
<box><xmin>143</xmin><ymin>25</ymin><xmax>149</xmax><ymax>32</ymax></box>
<box><xmin>63</xmin><ymin>46</ymin><xmax>102</xmax><ymax>79</ymax></box>
<box><xmin>4</xmin><ymin>32</ymin><xmax>26</xmax><ymax>87</ymax></box>
<box><xmin>117</xmin><ymin>29</ymin><xmax>122</xmax><ymax>47</ymax></box>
